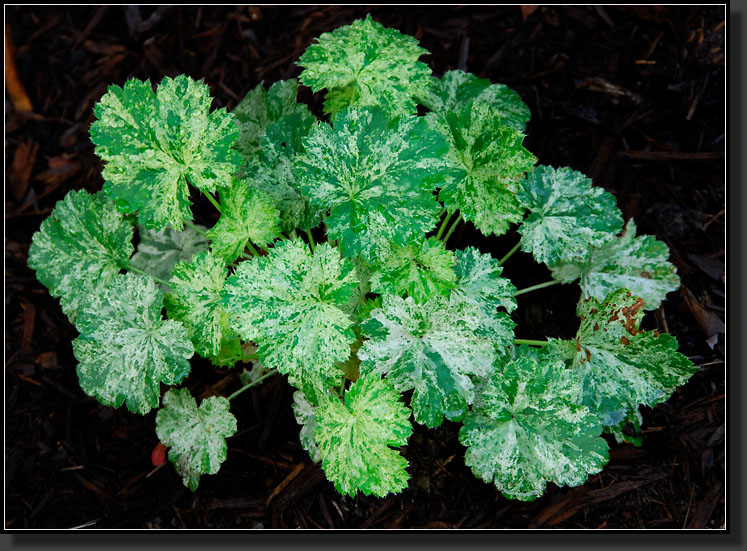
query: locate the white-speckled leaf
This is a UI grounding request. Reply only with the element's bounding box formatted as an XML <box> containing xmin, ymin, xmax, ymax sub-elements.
<box><xmin>292</xmin><ymin>390</ymin><xmax>322</xmax><ymax>463</ymax></box>
<box><xmin>298</xmin><ymin>14</ymin><xmax>432</xmax><ymax>118</ymax></box>
<box><xmin>421</xmin><ymin>70</ymin><xmax>531</xmax><ymax>132</ymax></box>
<box><xmin>358</xmin><ymin>294</ymin><xmax>515</xmax><ymax>428</ymax></box>
<box><xmin>452</xmin><ymin>247</ymin><xmax>517</xmax><ymax>315</ymax></box>
<box><xmin>517</xmin><ymin>166</ymin><xmax>624</xmax><ymax>267</ymax></box>
<box><xmin>549</xmin><ymin>289</ymin><xmax>697</xmax><ymax>426</ymax></box>
<box><xmin>370</xmin><ymin>237</ymin><xmax>456</xmax><ymax>304</ymax></box>
<box><xmin>89</xmin><ymin>75</ymin><xmax>241</xmax><ymax>230</ymax></box>
<box><xmin>28</xmin><ymin>190</ymin><xmax>134</xmax><ymax>323</ymax></box>
<box><xmin>206</xmin><ymin>179</ymin><xmax>280</xmax><ymax>263</ymax></box>
<box><xmin>314</xmin><ymin>374</ymin><xmax>413</xmax><ymax>497</ymax></box>
<box><xmin>72</xmin><ymin>273</ymin><xmax>194</xmax><ymax>415</ymax></box>
<box><xmin>550</xmin><ymin>220</ymin><xmax>680</xmax><ymax>311</ymax></box>
<box><xmin>156</xmin><ymin>388</ymin><xmax>237</xmax><ymax>491</ymax></box>
<box><xmin>130</xmin><ymin>223</ymin><xmax>209</xmax><ymax>290</ymax></box>
<box><xmin>427</xmin><ymin>100</ymin><xmax>536</xmax><ymax>236</ymax></box>
<box><xmin>460</xmin><ymin>352</ymin><xmax>608</xmax><ymax>501</ymax></box>
<box><xmin>294</xmin><ymin>107</ymin><xmax>448</xmax><ymax>260</ymax></box>
<box><xmin>222</xmin><ymin>240</ymin><xmax>358</xmax><ymax>397</ymax></box>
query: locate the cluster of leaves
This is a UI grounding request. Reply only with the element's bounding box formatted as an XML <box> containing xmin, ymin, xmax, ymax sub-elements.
<box><xmin>28</xmin><ymin>15</ymin><xmax>695</xmax><ymax>499</ymax></box>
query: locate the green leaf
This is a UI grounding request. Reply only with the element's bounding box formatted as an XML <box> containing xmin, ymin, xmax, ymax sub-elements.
<box><xmin>452</xmin><ymin>247</ymin><xmax>517</xmax><ymax>315</ymax></box>
<box><xmin>292</xmin><ymin>390</ymin><xmax>322</xmax><ymax>463</ymax></box>
<box><xmin>89</xmin><ymin>75</ymin><xmax>241</xmax><ymax>230</ymax></box>
<box><xmin>460</xmin><ymin>352</ymin><xmax>609</xmax><ymax>501</ymax></box>
<box><xmin>298</xmin><ymin>14</ymin><xmax>432</xmax><ymax>118</ymax></box>
<box><xmin>427</xmin><ymin>100</ymin><xmax>536</xmax><ymax>236</ymax></box>
<box><xmin>28</xmin><ymin>190</ymin><xmax>134</xmax><ymax>323</ymax></box>
<box><xmin>206</xmin><ymin>179</ymin><xmax>280</xmax><ymax>263</ymax></box>
<box><xmin>421</xmin><ymin>70</ymin><xmax>531</xmax><ymax>132</ymax></box>
<box><xmin>517</xmin><ymin>166</ymin><xmax>624</xmax><ymax>266</ymax></box>
<box><xmin>295</xmin><ymin>107</ymin><xmax>448</xmax><ymax>260</ymax></box>
<box><xmin>222</xmin><ymin>240</ymin><xmax>358</xmax><ymax>398</ymax></box>
<box><xmin>550</xmin><ymin>220</ymin><xmax>680</xmax><ymax>311</ymax></box>
<box><xmin>156</xmin><ymin>388</ymin><xmax>237</xmax><ymax>491</ymax></box>
<box><xmin>163</xmin><ymin>251</ymin><xmax>237</xmax><ymax>361</ymax></box>
<box><xmin>549</xmin><ymin>289</ymin><xmax>697</xmax><ymax>426</ymax></box>
<box><xmin>130</xmin><ymin>223</ymin><xmax>209</xmax><ymax>290</ymax></box>
<box><xmin>314</xmin><ymin>374</ymin><xmax>413</xmax><ymax>497</ymax></box>
<box><xmin>358</xmin><ymin>294</ymin><xmax>515</xmax><ymax>428</ymax></box>
<box><xmin>73</xmin><ymin>273</ymin><xmax>194</xmax><ymax>415</ymax></box>
<box><xmin>370</xmin><ymin>237</ymin><xmax>456</xmax><ymax>304</ymax></box>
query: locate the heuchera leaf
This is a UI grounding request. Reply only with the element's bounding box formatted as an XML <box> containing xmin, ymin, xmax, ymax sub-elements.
<box><xmin>28</xmin><ymin>190</ymin><xmax>134</xmax><ymax>323</ymax></box>
<box><xmin>72</xmin><ymin>273</ymin><xmax>194</xmax><ymax>415</ymax></box>
<box><xmin>460</xmin><ymin>351</ymin><xmax>609</xmax><ymax>501</ymax></box>
<box><xmin>369</xmin><ymin>237</ymin><xmax>457</xmax><ymax>304</ymax></box>
<box><xmin>427</xmin><ymin>100</ymin><xmax>537</xmax><ymax>236</ymax></box>
<box><xmin>517</xmin><ymin>165</ymin><xmax>624</xmax><ymax>267</ymax></box>
<box><xmin>222</xmin><ymin>240</ymin><xmax>358</xmax><ymax>398</ymax></box>
<box><xmin>358</xmin><ymin>294</ymin><xmax>515</xmax><ymax>428</ymax></box>
<box><xmin>163</xmin><ymin>251</ymin><xmax>237</xmax><ymax>361</ymax></box>
<box><xmin>89</xmin><ymin>75</ymin><xmax>241</xmax><ymax>230</ymax></box>
<box><xmin>294</xmin><ymin>107</ymin><xmax>448</xmax><ymax>260</ymax></box>
<box><xmin>421</xmin><ymin>70</ymin><xmax>531</xmax><ymax>132</ymax></box>
<box><xmin>314</xmin><ymin>374</ymin><xmax>413</xmax><ymax>497</ymax></box>
<box><xmin>292</xmin><ymin>390</ymin><xmax>322</xmax><ymax>463</ymax></box>
<box><xmin>130</xmin><ymin>223</ymin><xmax>209</xmax><ymax>290</ymax></box>
<box><xmin>550</xmin><ymin>219</ymin><xmax>680</xmax><ymax>311</ymax></box>
<box><xmin>298</xmin><ymin>14</ymin><xmax>432</xmax><ymax>118</ymax></box>
<box><xmin>156</xmin><ymin>388</ymin><xmax>237</xmax><ymax>491</ymax></box>
<box><xmin>206</xmin><ymin>179</ymin><xmax>280</xmax><ymax>263</ymax></box>
<box><xmin>549</xmin><ymin>288</ymin><xmax>697</xmax><ymax>426</ymax></box>
<box><xmin>452</xmin><ymin>247</ymin><xmax>517</xmax><ymax>315</ymax></box>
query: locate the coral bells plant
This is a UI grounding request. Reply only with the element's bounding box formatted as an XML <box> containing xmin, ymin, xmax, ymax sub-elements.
<box><xmin>29</xmin><ymin>15</ymin><xmax>696</xmax><ymax>500</ymax></box>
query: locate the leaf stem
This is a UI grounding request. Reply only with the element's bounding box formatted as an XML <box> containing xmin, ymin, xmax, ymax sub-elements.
<box><xmin>514</xmin><ymin>280</ymin><xmax>562</xmax><ymax>296</ymax></box>
<box><xmin>306</xmin><ymin>229</ymin><xmax>316</xmax><ymax>252</ymax></box>
<box><xmin>442</xmin><ymin>213</ymin><xmax>463</xmax><ymax>245</ymax></box>
<box><xmin>245</xmin><ymin>241</ymin><xmax>260</xmax><ymax>257</ymax></box>
<box><xmin>435</xmin><ymin>211</ymin><xmax>453</xmax><ymax>241</ymax></box>
<box><xmin>204</xmin><ymin>191</ymin><xmax>222</xmax><ymax>215</ymax></box>
<box><xmin>125</xmin><ymin>264</ymin><xmax>171</xmax><ymax>287</ymax></box>
<box><xmin>514</xmin><ymin>339</ymin><xmax>550</xmax><ymax>347</ymax></box>
<box><xmin>183</xmin><ymin>220</ymin><xmax>208</xmax><ymax>237</ymax></box>
<box><xmin>227</xmin><ymin>369</ymin><xmax>278</xmax><ymax>401</ymax></box>
<box><xmin>499</xmin><ymin>240</ymin><xmax>522</xmax><ymax>265</ymax></box>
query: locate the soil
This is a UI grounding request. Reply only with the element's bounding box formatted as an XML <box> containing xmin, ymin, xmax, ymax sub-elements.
<box><xmin>5</xmin><ymin>6</ymin><xmax>726</xmax><ymax>530</ymax></box>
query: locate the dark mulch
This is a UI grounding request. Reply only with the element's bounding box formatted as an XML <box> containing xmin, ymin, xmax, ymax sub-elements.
<box><xmin>5</xmin><ymin>6</ymin><xmax>725</xmax><ymax>529</ymax></box>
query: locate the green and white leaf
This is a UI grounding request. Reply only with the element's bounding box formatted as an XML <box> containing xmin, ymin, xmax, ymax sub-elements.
<box><xmin>517</xmin><ymin>166</ymin><xmax>624</xmax><ymax>267</ymax></box>
<box><xmin>421</xmin><ymin>70</ymin><xmax>531</xmax><ymax>132</ymax></box>
<box><xmin>427</xmin><ymin>100</ymin><xmax>536</xmax><ymax>237</ymax></box>
<box><xmin>314</xmin><ymin>374</ymin><xmax>413</xmax><ymax>497</ymax></box>
<box><xmin>295</xmin><ymin>107</ymin><xmax>448</xmax><ymax>260</ymax></box>
<box><xmin>551</xmin><ymin>220</ymin><xmax>680</xmax><ymax>311</ymax></box>
<box><xmin>298</xmin><ymin>14</ymin><xmax>432</xmax><ymax>118</ymax></box>
<box><xmin>460</xmin><ymin>352</ymin><xmax>608</xmax><ymax>501</ymax></box>
<box><xmin>370</xmin><ymin>237</ymin><xmax>456</xmax><ymax>304</ymax></box>
<box><xmin>163</xmin><ymin>251</ymin><xmax>237</xmax><ymax>361</ymax></box>
<box><xmin>549</xmin><ymin>289</ymin><xmax>697</xmax><ymax>426</ymax></box>
<box><xmin>452</xmin><ymin>247</ymin><xmax>517</xmax><ymax>315</ymax></box>
<box><xmin>222</xmin><ymin>240</ymin><xmax>358</xmax><ymax>398</ymax></box>
<box><xmin>156</xmin><ymin>388</ymin><xmax>237</xmax><ymax>491</ymax></box>
<box><xmin>130</xmin><ymin>223</ymin><xmax>209</xmax><ymax>290</ymax></box>
<box><xmin>206</xmin><ymin>179</ymin><xmax>280</xmax><ymax>263</ymax></box>
<box><xmin>358</xmin><ymin>294</ymin><xmax>515</xmax><ymax>428</ymax></box>
<box><xmin>292</xmin><ymin>390</ymin><xmax>322</xmax><ymax>463</ymax></box>
<box><xmin>72</xmin><ymin>273</ymin><xmax>194</xmax><ymax>415</ymax></box>
<box><xmin>89</xmin><ymin>75</ymin><xmax>241</xmax><ymax>230</ymax></box>
<box><xmin>28</xmin><ymin>190</ymin><xmax>133</xmax><ymax>323</ymax></box>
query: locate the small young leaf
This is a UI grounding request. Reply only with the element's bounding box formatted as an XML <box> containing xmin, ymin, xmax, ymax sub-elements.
<box><xmin>222</xmin><ymin>240</ymin><xmax>358</xmax><ymax>397</ymax></box>
<box><xmin>314</xmin><ymin>374</ymin><xmax>413</xmax><ymax>497</ymax></box>
<box><xmin>427</xmin><ymin>100</ymin><xmax>536</xmax><ymax>237</ymax></box>
<box><xmin>358</xmin><ymin>294</ymin><xmax>515</xmax><ymax>428</ymax></box>
<box><xmin>298</xmin><ymin>14</ymin><xmax>432</xmax><ymax>118</ymax></box>
<box><xmin>452</xmin><ymin>247</ymin><xmax>517</xmax><ymax>315</ymax></box>
<box><xmin>292</xmin><ymin>390</ymin><xmax>322</xmax><ymax>463</ymax></box>
<box><xmin>295</xmin><ymin>107</ymin><xmax>448</xmax><ymax>260</ymax></box>
<box><xmin>517</xmin><ymin>166</ymin><xmax>624</xmax><ymax>266</ymax></box>
<box><xmin>156</xmin><ymin>388</ymin><xmax>237</xmax><ymax>491</ymax></box>
<box><xmin>550</xmin><ymin>220</ymin><xmax>680</xmax><ymax>311</ymax></box>
<box><xmin>421</xmin><ymin>70</ymin><xmax>531</xmax><ymax>132</ymax></box>
<box><xmin>28</xmin><ymin>190</ymin><xmax>134</xmax><ymax>323</ymax></box>
<box><xmin>549</xmin><ymin>289</ymin><xmax>697</xmax><ymax>426</ymax></box>
<box><xmin>89</xmin><ymin>75</ymin><xmax>241</xmax><ymax>230</ymax></box>
<box><xmin>460</xmin><ymin>352</ymin><xmax>609</xmax><ymax>501</ymax></box>
<box><xmin>73</xmin><ymin>273</ymin><xmax>194</xmax><ymax>415</ymax></box>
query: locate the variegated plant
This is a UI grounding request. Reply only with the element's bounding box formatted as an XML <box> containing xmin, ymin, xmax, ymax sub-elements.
<box><xmin>28</xmin><ymin>15</ymin><xmax>695</xmax><ymax>500</ymax></box>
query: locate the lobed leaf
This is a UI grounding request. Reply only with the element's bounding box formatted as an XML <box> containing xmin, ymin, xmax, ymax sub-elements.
<box><xmin>156</xmin><ymin>388</ymin><xmax>237</xmax><ymax>491</ymax></box>
<box><xmin>452</xmin><ymin>247</ymin><xmax>517</xmax><ymax>315</ymax></box>
<box><xmin>292</xmin><ymin>390</ymin><xmax>322</xmax><ymax>463</ymax></box>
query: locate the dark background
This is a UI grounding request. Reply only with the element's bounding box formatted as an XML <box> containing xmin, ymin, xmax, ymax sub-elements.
<box><xmin>5</xmin><ymin>5</ymin><xmax>725</xmax><ymax>529</ymax></box>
